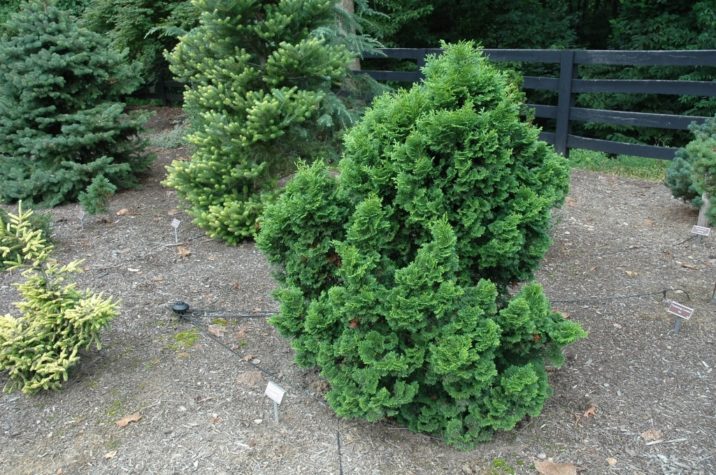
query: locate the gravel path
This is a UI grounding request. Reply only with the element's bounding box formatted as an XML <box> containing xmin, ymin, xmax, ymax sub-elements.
<box><xmin>1</xmin><ymin>116</ymin><xmax>714</xmax><ymax>474</ymax></box>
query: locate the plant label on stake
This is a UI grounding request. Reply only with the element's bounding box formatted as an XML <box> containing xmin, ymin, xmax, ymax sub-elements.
<box><xmin>171</xmin><ymin>218</ymin><xmax>181</xmax><ymax>244</ymax></box>
<box><xmin>667</xmin><ymin>301</ymin><xmax>694</xmax><ymax>334</ymax></box>
<box><xmin>691</xmin><ymin>225</ymin><xmax>711</xmax><ymax>237</ymax></box>
<box><xmin>264</xmin><ymin>381</ymin><xmax>285</xmax><ymax>423</ymax></box>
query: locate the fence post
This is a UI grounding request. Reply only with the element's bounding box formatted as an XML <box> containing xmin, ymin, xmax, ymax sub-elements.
<box><xmin>555</xmin><ymin>50</ymin><xmax>576</xmax><ymax>157</ymax></box>
<box><xmin>414</xmin><ymin>48</ymin><xmax>429</xmax><ymax>80</ymax></box>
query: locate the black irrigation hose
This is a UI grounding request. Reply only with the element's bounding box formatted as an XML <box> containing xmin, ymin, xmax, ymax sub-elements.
<box><xmin>557</xmin><ymin>234</ymin><xmax>701</xmax><ymax>259</ymax></box>
<box><xmin>550</xmin><ymin>288</ymin><xmax>690</xmax><ymax>304</ymax></box>
<box><xmin>179</xmin><ymin>310</ymin><xmax>348</xmax><ymax>470</ymax></box>
<box><xmin>88</xmin><ymin>232</ymin><xmax>209</xmax><ymax>275</ymax></box>
<box><xmin>182</xmin><ymin>312</ymin><xmax>281</xmax><ymax>382</ymax></box>
<box><xmin>185</xmin><ymin>309</ymin><xmax>276</xmax><ymax>319</ymax></box>
<box><xmin>169</xmin><ymin>301</ymin><xmax>325</xmax><ymax>405</ymax></box>
<box><xmin>336</xmin><ymin>426</ymin><xmax>344</xmax><ymax>475</ymax></box>
<box><xmin>170</xmin><ymin>301</ymin><xmax>275</xmax><ymax>319</ymax></box>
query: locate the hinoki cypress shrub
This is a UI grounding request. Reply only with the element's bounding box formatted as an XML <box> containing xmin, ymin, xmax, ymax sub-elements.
<box><xmin>0</xmin><ymin>204</ymin><xmax>117</xmax><ymax>394</ymax></box>
<box><xmin>164</xmin><ymin>0</ymin><xmax>354</xmax><ymax>244</ymax></box>
<box><xmin>257</xmin><ymin>42</ymin><xmax>586</xmax><ymax>447</ymax></box>
<box><xmin>0</xmin><ymin>1</ymin><xmax>153</xmax><ymax>213</ymax></box>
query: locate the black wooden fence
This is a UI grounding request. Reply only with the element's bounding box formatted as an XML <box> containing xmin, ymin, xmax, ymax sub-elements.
<box><xmin>362</xmin><ymin>49</ymin><xmax>716</xmax><ymax>160</ymax></box>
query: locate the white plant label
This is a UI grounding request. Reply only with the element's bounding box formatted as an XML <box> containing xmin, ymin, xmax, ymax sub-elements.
<box><xmin>667</xmin><ymin>301</ymin><xmax>694</xmax><ymax>320</ymax></box>
<box><xmin>690</xmin><ymin>225</ymin><xmax>711</xmax><ymax>237</ymax></box>
<box><xmin>265</xmin><ymin>381</ymin><xmax>285</xmax><ymax>405</ymax></box>
<box><xmin>171</xmin><ymin>218</ymin><xmax>181</xmax><ymax>229</ymax></box>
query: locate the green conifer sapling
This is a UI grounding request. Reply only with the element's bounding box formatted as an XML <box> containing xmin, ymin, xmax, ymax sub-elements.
<box><xmin>0</xmin><ymin>203</ymin><xmax>118</xmax><ymax>394</ymax></box>
<box><xmin>164</xmin><ymin>0</ymin><xmax>355</xmax><ymax>243</ymax></box>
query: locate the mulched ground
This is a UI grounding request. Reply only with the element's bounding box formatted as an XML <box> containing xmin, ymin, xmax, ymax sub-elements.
<box><xmin>1</xmin><ymin>109</ymin><xmax>714</xmax><ymax>474</ymax></box>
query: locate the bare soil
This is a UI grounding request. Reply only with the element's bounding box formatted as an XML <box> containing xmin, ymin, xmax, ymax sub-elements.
<box><xmin>1</xmin><ymin>109</ymin><xmax>714</xmax><ymax>474</ymax></box>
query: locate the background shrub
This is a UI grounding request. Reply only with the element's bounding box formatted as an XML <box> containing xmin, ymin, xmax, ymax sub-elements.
<box><xmin>257</xmin><ymin>43</ymin><xmax>585</xmax><ymax>447</ymax></box>
<box><xmin>0</xmin><ymin>1</ymin><xmax>154</xmax><ymax>213</ymax></box>
<box><xmin>164</xmin><ymin>0</ymin><xmax>356</xmax><ymax>244</ymax></box>
<box><xmin>0</xmin><ymin>0</ymin><xmax>88</xmax><ymax>26</ymax></box>
<box><xmin>82</xmin><ymin>0</ymin><xmax>197</xmax><ymax>90</ymax></box>
<box><xmin>666</xmin><ymin>116</ymin><xmax>716</xmax><ymax>224</ymax></box>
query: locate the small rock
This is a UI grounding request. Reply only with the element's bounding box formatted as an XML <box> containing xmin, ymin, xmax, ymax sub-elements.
<box><xmin>461</xmin><ymin>464</ymin><xmax>473</xmax><ymax>474</ymax></box>
<box><xmin>537</xmin><ymin>453</ymin><xmax>547</xmax><ymax>459</ymax></box>
<box><xmin>253</xmin><ymin>419</ymin><xmax>262</xmax><ymax>425</ymax></box>
<box><xmin>236</xmin><ymin>371</ymin><xmax>264</xmax><ymax>388</ymax></box>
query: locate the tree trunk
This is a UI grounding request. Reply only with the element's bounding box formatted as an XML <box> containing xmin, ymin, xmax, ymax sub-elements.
<box><xmin>697</xmin><ymin>192</ymin><xmax>711</xmax><ymax>227</ymax></box>
<box><xmin>339</xmin><ymin>0</ymin><xmax>361</xmax><ymax>71</ymax></box>
<box><xmin>341</xmin><ymin>0</ymin><xmax>354</xmax><ymax>14</ymax></box>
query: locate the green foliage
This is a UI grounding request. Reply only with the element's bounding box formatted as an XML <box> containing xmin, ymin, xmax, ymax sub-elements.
<box><xmin>0</xmin><ymin>0</ymin><xmax>23</xmax><ymax>25</ymax></box>
<box><xmin>358</xmin><ymin>0</ymin><xmax>711</xmax><ymax>149</ymax></box>
<box><xmin>577</xmin><ymin>0</ymin><xmax>715</xmax><ymax>147</ymax></box>
<box><xmin>1</xmin><ymin>0</ymin><xmax>89</xmax><ymax>26</ymax></box>
<box><xmin>0</xmin><ymin>1</ymin><xmax>154</xmax><ymax>213</ymax></box>
<box><xmin>363</xmin><ymin>0</ymin><xmax>575</xmax><ymax>49</ymax></box>
<box><xmin>356</xmin><ymin>0</ymin><xmax>434</xmax><ymax>45</ymax></box>
<box><xmin>168</xmin><ymin>329</ymin><xmax>200</xmax><ymax>351</ymax></box>
<box><xmin>82</xmin><ymin>0</ymin><xmax>198</xmax><ymax>88</ymax></box>
<box><xmin>569</xmin><ymin>150</ymin><xmax>670</xmax><ymax>182</ymax></box>
<box><xmin>147</xmin><ymin>122</ymin><xmax>189</xmax><ymax>149</ymax></box>
<box><xmin>666</xmin><ymin>116</ymin><xmax>716</xmax><ymax>223</ymax></box>
<box><xmin>164</xmin><ymin>0</ymin><xmax>355</xmax><ymax>244</ymax></box>
<box><xmin>257</xmin><ymin>43</ymin><xmax>585</xmax><ymax>447</ymax></box>
<box><xmin>0</xmin><ymin>204</ymin><xmax>117</xmax><ymax>394</ymax></box>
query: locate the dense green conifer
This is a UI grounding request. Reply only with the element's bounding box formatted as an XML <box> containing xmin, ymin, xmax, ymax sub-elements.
<box><xmin>258</xmin><ymin>43</ymin><xmax>585</xmax><ymax>447</ymax></box>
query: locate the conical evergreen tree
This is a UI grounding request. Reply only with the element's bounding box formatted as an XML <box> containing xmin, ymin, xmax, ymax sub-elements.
<box><xmin>0</xmin><ymin>1</ymin><xmax>153</xmax><ymax>213</ymax></box>
<box><xmin>164</xmin><ymin>0</ymin><xmax>355</xmax><ymax>244</ymax></box>
<box><xmin>257</xmin><ymin>43</ymin><xmax>585</xmax><ymax>447</ymax></box>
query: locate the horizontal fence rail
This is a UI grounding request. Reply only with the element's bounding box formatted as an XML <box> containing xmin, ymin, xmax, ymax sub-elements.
<box><xmin>361</xmin><ymin>48</ymin><xmax>716</xmax><ymax>160</ymax></box>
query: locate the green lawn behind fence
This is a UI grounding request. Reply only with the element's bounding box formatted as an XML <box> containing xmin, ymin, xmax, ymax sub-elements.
<box><xmin>568</xmin><ymin>149</ymin><xmax>670</xmax><ymax>182</ymax></box>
